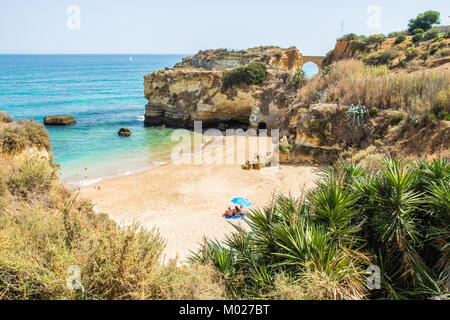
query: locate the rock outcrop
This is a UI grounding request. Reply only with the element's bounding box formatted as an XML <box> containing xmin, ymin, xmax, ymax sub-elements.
<box><xmin>144</xmin><ymin>47</ymin><xmax>305</xmax><ymax>130</ymax></box>
<box><xmin>44</xmin><ymin>115</ymin><xmax>76</xmax><ymax>126</ymax></box>
<box><xmin>118</xmin><ymin>128</ymin><xmax>132</xmax><ymax>137</ymax></box>
<box><xmin>174</xmin><ymin>46</ymin><xmax>303</xmax><ymax>71</ymax></box>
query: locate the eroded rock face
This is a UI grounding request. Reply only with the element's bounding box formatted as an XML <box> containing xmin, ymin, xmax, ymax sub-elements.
<box><xmin>144</xmin><ymin>68</ymin><xmax>297</xmax><ymax>130</ymax></box>
<box><xmin>144</xmin><ymin>47</ymin><xmax>306</xmax><ymax>130</ymax></box>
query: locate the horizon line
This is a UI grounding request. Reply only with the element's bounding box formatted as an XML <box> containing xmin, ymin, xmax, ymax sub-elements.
<box><xmin>0</xmin><ymin>53</ymin><xmax>193</xmax><ymax>55</ymax></box>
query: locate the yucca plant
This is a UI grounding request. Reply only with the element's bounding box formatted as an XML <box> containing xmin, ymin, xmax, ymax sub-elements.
<box><xmin>426</xmin><ymin>180</ymin><xmax>450</xmax><ymax>292</ymax></box>
<box><xmin>355</xmin><ymin>158</ymin><xmax>441</xmax><ymax>296</ymax></box>
<box><xmin>190</xmin><ymin>157</ymin><xmax>449</xmax><ymax>299</ymax></box>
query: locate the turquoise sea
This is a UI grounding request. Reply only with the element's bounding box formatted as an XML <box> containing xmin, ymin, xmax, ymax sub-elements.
<box><xmin>0</xmin><ymin>54</ymin><xmax>185</xmax><ymax>185</ymax></box>
<box><xmin>0</xmin><ymin>54</ymin><xmax>318</xmax><ymax>185</ymax></box>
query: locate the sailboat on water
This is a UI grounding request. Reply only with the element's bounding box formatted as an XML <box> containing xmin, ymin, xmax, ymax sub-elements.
<box><xmin>129</xmin><ymin>56</ymin><xmax>133</xmax><ymax>63</ymax></box>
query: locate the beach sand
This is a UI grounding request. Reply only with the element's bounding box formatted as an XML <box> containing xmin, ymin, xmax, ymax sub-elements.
<box><xmin>79</xmin><ymin>136</ymin><xmax>321</xmax><ymax>261</ymax></box>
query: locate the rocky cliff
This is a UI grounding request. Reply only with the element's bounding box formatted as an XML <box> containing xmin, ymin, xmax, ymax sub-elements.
<box><xmin>144</xmin><ymin>46</ymin><xmax>304</xmax><ymax>129</ymax></box>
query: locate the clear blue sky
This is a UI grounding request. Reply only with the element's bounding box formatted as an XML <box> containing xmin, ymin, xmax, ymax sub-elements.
<box><xmin>0</xmin><ymin>0</ymin><xmax>448</xmax><ymax>55</ymax></box>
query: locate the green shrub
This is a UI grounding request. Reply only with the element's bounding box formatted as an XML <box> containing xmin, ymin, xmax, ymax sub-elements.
<box><xmin>7</xmin><ymin>157</ymin><xmax>57</xmax><ymax>199</ymax></box>
<box><xmin>365</xmin><ymin>34</ymin><xmax>386</xmax><ymax>44</ymax></box>
<box><xmin>438</xmin><ymin>111</ymin><xmax>450</xmax><ymax>121</ymax></box>
<box><xmin>287</xmin><ymin>69</ymin><xmax>307</xmax><ymax>89</ymax></box>
<box><xmin>435</xmin><ymin>48</ymin><xmax>450</xmax><ymax>58</ymax></box>
<box><xmin>412</xmin><ymin>33</ymin><xmax>424</xmax><ymax>43</ymax></box>
<box><xmin>388</xmin><ymin>31</ymin><xmax>406</xmax><ymax>38</ymax></box>
<box><xmin>406</xmin><ymin>47</ymin><xmax>419</xmax><ymax>60</ymax></box>
<box><xmin>394</xmin><ymin>34</ymin><xmax>407</xmax><ymax>44</ymax></box>
<box><xmin>279</xmin><ymin>143</ymin><xmax>294</xmax><ymax>154</ymax></box>
<box><xmin>223</xmin><ymin>62</ymin><xmax>267</xmax><ymax>88</ymax></box>
<box><xmin>413</xmin><ymin>28</ymin><xmax>424</xmax><ymax>34</ymax></box>
<box><xmin>363</xmin><ymin>49</ymin><xmax>399</xmax><ymax>66</ymax></box>
<box><xmin>340</xmin><ymin>33</ymin><xmax>359</xmax><ymax>41</ymax></box>
<box><xmin>350</xmin><ymin>41</ymin><xmax>369</xmax><ymax>55</ymax></box>
<box><xmin>0</xmin><ymin>111</ymin><xmax>13</xmax><ymax>123</ymax></box>
<box><xmin>424</xmin><ymin>28</ymin><xmax>440</xmax><ymax>40</ymax></box>
<box><xmin>369</xmin><ymin>107</ymin><xmax>379</xmax><ymax>116</ymax></box>
<box><xmin>430</xmin><ymin>41</ymin><xmax>447</xmax><ymax>55</ymax></box>
<box><xmin>408</xmin><ymin>10</ymin><xmax>441</xmax><ymax>32</ymax></box>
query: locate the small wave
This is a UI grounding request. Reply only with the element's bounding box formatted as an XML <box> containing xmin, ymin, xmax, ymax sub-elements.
<box><xmin>137</xmin><ymin>115</ymin><xmax>145</xmax><ymax>122</ymax></box>
<box><xmin>77</xmin><ymin>178</ymin><xmax>103</xmax><ymax>186</ymax></box>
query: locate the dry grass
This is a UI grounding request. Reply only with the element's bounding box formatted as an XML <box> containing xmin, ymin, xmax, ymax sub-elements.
<box><xmin>299</xmin><ymin>59</ymin><xmax>449</xmax><ymax>115</ymax></box>
<box><xmin>270</xmin><ymin>271</ymin><xmax>366</xmax><ymax>300</ymax></box>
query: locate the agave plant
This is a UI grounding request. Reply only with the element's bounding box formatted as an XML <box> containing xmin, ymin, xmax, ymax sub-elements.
<box><xmin>346</xmin><ymin>104</ymin><xmax>369</xmax><ymax>127</ymax></box>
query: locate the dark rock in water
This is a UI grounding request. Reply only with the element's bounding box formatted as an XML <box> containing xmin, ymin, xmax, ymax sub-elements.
<box><xmin>44</xmin><ymin>115</ymin><xmax>76</xmax><ymax>126</ymax></box>
<box><xmin>118</xmin><ymin>128</ymin><xmax>132</xmax><ymax>137</ymax></box>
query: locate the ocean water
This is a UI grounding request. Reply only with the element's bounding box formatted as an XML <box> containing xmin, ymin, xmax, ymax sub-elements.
<box><xmin>0</xmin><ymin>54</ymin><xmax>185</xmax><ymax>185</ymax></box>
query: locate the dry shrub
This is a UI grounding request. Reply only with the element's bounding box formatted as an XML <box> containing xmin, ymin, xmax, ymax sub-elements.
<box><xmin>271</xmin><ymin>271</ymin><xmax>366</xmax><ymax>300</ymax></box>
<box><xmin>433</xmin><ymin>88</ymin><xmax>450</xmax><ymax>114</ymax></box>
<box><xmin>0</xmin><ymin>111</ymin><xmax>13</xmax><ymax>123</ymax></box>
<box><xmin>17</xmin><ymin>119</ymin><xmax>51</xmax><ymax>151</ymax></box>
<box><xmin>358</xmin><ymin>153</ymin><xmax>385</xmax><ymax>172</ymax></box>
<box><xmin>7</xmin><ymin>156</ymin><xmax>57</xmax><ymax>200</ymax></box>
<box><xmin>0</xmin><ymin>120</ymin><xmax>50</xmax><ymax>154</ymax></box>
<box><xmin>157</xmin><ymin>262</ymin><xmax>226</xmax><ymax>300</ymax></box>
<box><xmin>77</xmin><ymin>222</ymin><xmax>167</xmax><ymax>300</ymax></box>
<box><xmin>351</xmin><ymin>145</ymin><xmax>377</xmax><ymax>163</ymax></box>
<box><xmin>387</xmin><ymin>110</ymin><xmax>407</xmax><ymax>125</ymax></box>
<box><xmin>299</xmin><ymin>59</ymin><xmax>449</xmax><ymax>115</ymax></box>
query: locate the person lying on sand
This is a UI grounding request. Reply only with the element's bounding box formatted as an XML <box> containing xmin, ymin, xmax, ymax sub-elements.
<box><xmin>223</xmin><ymin>207</ymin><xmax>234</xmax><ymax>217</ymax></box>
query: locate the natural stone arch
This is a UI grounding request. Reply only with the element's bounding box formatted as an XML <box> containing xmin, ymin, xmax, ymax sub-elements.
<box><xmin>301</xmin><ymin>56</ymin><xmax>326</xmax><ymax>72</ymax></box>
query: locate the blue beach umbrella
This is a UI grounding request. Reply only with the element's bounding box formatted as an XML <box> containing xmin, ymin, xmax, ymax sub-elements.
<box><xmin>231</xmin><ymin>197</ymin><xmax>252</xmax><ymax>207</ymax></box>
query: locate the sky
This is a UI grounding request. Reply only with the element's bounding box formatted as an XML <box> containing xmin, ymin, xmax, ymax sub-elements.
<box><xmin>0</xmin><ymin>0</ymin><xmax>449</xmax><ymax>55</ymax></box>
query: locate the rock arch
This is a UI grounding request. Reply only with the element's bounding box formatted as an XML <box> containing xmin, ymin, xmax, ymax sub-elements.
<box><xmin>301</xmin><ymin>56</ymin><xmax>326</xmax><ymax>72</ymax></box>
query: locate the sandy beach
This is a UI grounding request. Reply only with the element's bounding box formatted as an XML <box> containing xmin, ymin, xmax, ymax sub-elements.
<box><xmin>80</xmin><ymin>136</ymin><xmax>321</xmax><ymax>261</ymax></box>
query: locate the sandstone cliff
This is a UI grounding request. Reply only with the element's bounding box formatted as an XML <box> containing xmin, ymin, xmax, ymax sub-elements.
<box><xmin>144</xmin><ymin>47</ymin><xmax>304</xmax><ymax>129</ymax></box>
